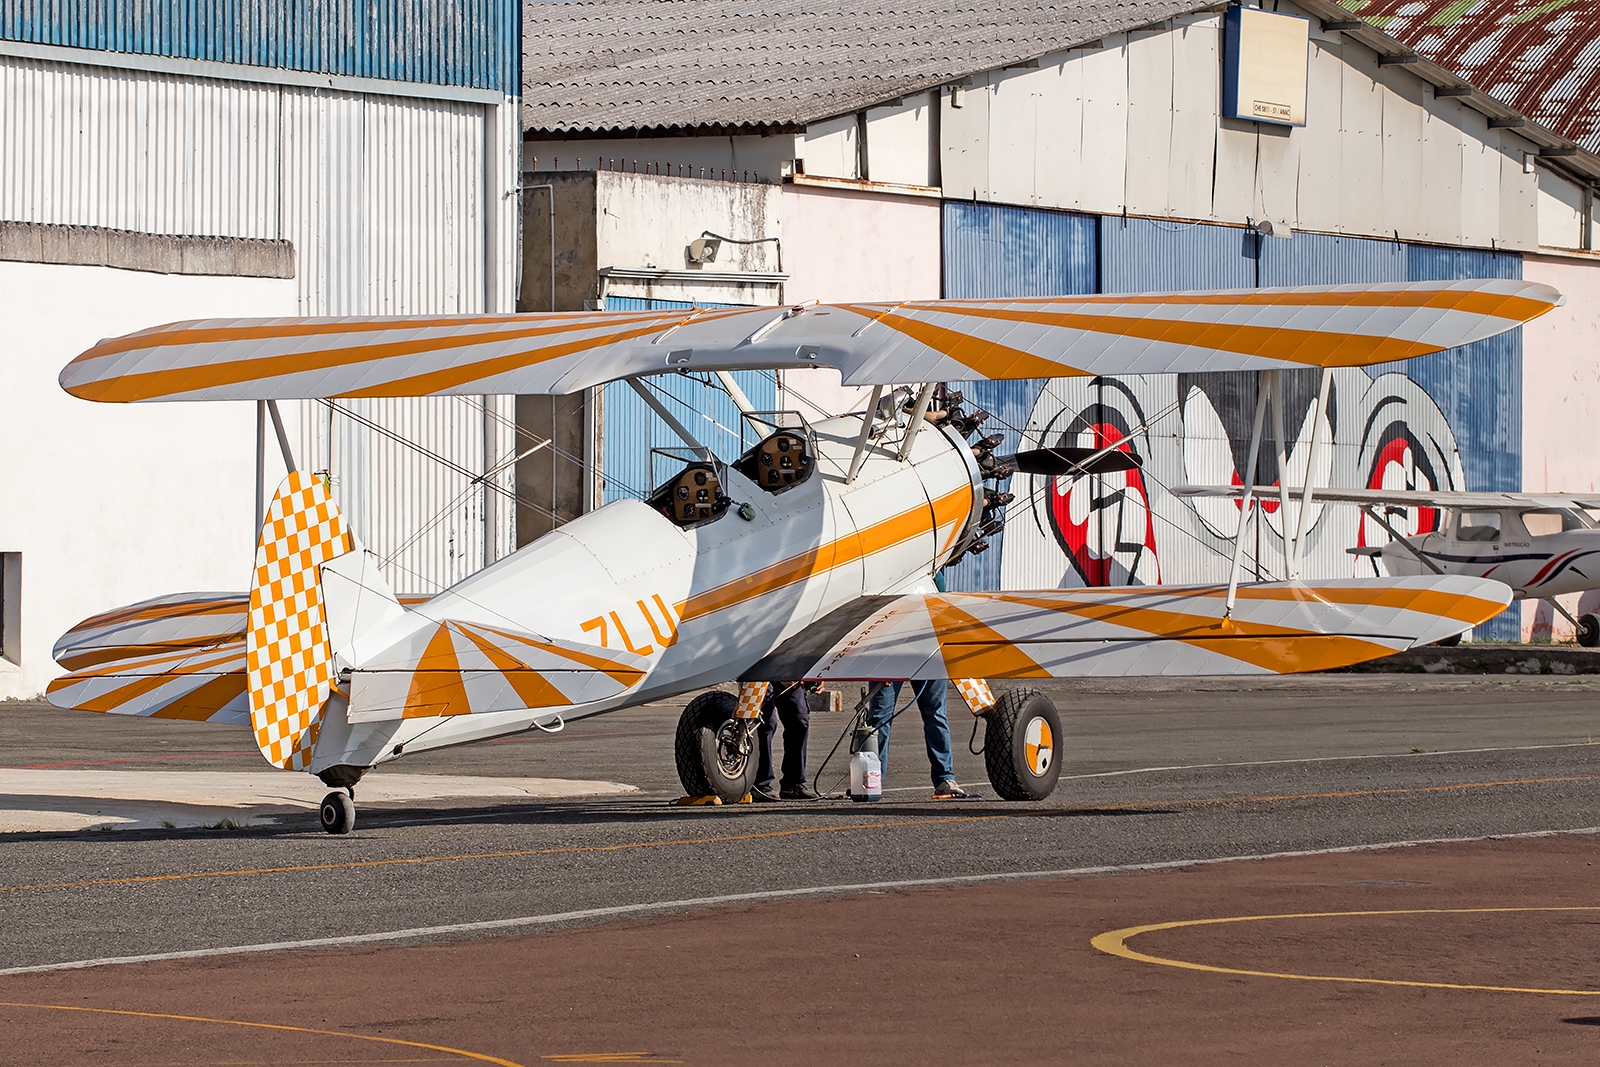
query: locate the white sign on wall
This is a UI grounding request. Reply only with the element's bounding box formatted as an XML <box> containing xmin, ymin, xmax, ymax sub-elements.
<box><xmin>1223</xmin><ymin>5</ymin><xmax>1310</xmax><ymax>127</ymax></box>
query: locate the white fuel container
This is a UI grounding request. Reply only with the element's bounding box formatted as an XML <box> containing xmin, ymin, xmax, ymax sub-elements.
<box><xmin>849</xmin><ymin>749</ymin><xmax>882</xmax><ymax>802</ymax></box>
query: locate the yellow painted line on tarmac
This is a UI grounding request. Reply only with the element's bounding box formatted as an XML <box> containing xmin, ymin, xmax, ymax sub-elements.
<box><xmin>0</xmin><ymin>1001</ymin><xmax>530</xmax><ymax>1067</ymax></box>
<box><xmin>1091</xmin><ymin>907</ymin><xmax>1600</xmax><ymax>995</ymax></box>
<box><xmin>2</xmin><ymin>773</ymin><xmax>1588</xmax><ymax>895</ymax></box>
<box><xmin>0</xmin><ymin>814</ymin><xmax>1022</xmax><ymax>893</ymax></box>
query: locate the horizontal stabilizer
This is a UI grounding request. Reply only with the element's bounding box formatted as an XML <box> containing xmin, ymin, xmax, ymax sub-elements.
<box><xmin>46</xmin><ymin>640</ymin><xmax>249</xmax><ymax>724</ymax></box>
<box><xmin>347</xmin><ymin>619</ymin><xmax>649</xmax><ymax>723</ymax></box>
<box><xmin>741</xmin><ymin>576</ymin><xmax>1511</xmax><ymax>682</ymax></box>
<box><xmin>53</xmin><ymin>592</ymin><xmax>246</xmax><ymax>671</ymax></box>
<box><xmin>61</xmin><ymin>280</ymin><xmax>1561</xmax><ymax>402</ymax></box>
<box><xmin>1009</xmin><ymin>447</ymin><xmax>1142</xmax><ymax>477</ymax></box>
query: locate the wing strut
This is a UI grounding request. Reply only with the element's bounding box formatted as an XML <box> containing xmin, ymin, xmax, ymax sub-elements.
<box><xmin>846</xmin><ymin>384</ymin><xmax>885</xmax><ymax>485</ymax></box>
<box><xmin>1360</xmin><ymin>505</ymin><xmax>1444</xmax><ymax>574</ymax></box>
<box><xmin>1224</xmin><ymin>372</ymin><xmax>1273</xmax><ymax>617</ymax></box>
<box><xmin>1288</xmin><ymin>367</ymin><xmax>1332</xmax><ymax>577</ymax></box>
<box><xmin>897</xmin><ymin>382</ymin><xmax>938</xmax><ymax>461</ymax></box>
<box><xmin>627</xmin><ymin>377</ymin><xmax>704</xmax><ymax>451</ymax></box>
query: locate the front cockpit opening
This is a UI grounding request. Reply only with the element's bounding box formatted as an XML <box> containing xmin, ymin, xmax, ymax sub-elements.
<box><xmin>735</xmin><ymin>411</ymin><xmax>816</xmax><ymax>494</ymax></box>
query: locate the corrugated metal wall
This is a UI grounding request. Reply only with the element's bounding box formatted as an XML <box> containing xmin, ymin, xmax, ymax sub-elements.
<box><xmin>940</xmin><ymin>201</ymin><xmax>1099</xmax><ymax>591</ymax></box>
<box><xmin>2</xmin><ymin>51</ymin><xmax>514</xmax><ymax>595</ymax></box>
<box><xmin>1</xmin><ymin>0</ymin><xmax>520</xmax><ymax>95</ymax></box>
<box><xmin>600</xmin><ymin>298</ymin><xmax>778</xmax><ymax>504</ymax></box>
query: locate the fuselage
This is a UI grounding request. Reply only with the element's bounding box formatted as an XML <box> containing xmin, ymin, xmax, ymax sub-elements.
<box><xmin>310</xmin><ymin>413</ymin><xmax>981</xmax><ymax>772</ymax></box>
<box><xmin>1378</xmin><ymin>505</ymin><xmax>1600</xmax><ymax>599</ymax></box>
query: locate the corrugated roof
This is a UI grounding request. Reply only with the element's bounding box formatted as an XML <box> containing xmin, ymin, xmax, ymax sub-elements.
<box><xmin>522</xmin><ymin>0</ymin><xmax>1218</xmax><ymax>134</ymax></box>
<box><xmin>1340</xmin><ymin>0</ymin><xmax>1600</xmax><ymax>154</ymax></box>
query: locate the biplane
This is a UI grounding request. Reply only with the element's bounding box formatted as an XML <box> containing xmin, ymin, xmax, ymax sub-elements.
<box><xmin>45</xmin><ymin>279</ymin><xmax>1560</xmax><ymax>831</ymax></box>
<box><xmin>1177</xmin><ymin>483</ymin><xmax>1600</xmax><ymax>645</ymax></box>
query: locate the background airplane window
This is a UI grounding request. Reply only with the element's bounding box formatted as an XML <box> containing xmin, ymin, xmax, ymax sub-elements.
<box><xmin>1457</xmin><ymin>510</ymin><xmax>1501</xmax><ymax>542</ymax></box>
<box><xmin>1521</xmin><ymin>509</ymin><xmax>1591</xmax><ymax>536</ymax></box>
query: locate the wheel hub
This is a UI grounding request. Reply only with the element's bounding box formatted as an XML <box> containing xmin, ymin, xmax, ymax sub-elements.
<box><xmin>1024</xmin><ymin>716</ymin><xmax>1053</xmax><ymax>776</ymax></box>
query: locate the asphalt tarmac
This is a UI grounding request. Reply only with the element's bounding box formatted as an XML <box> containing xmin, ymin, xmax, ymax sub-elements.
<box><xmin>3</xmin><ymin>674</ymin><xmax>1600</xmax><ymax>1063</ymax></box>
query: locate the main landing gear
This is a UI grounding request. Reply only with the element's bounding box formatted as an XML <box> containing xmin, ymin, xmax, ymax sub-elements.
<box><xmin>675</xmin><ymin>690</ymin><xmax>759</xmax><ymax>803</ymax></box>
<box><xmin>979</xmin><ymin>688</ymin><xmax>1063</xmax><ymax>801</ymax></box>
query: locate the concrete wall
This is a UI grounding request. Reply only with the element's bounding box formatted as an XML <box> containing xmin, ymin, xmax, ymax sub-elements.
<box><xmin>0</xmin><ymin>260</ymin><xmax>296</xmax><ymax>699</ymax></box>
<box><xmin>1519</xmin><ymin>252</ymin><xmax>1600</xmax><ymax>640</ymax></box>
<box><xmin>779</xmin><ymin>185</ymin><xmax>942</xmax><ymax>418</ymax></box>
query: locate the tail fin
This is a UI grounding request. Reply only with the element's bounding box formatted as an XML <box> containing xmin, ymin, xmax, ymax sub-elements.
<box><xmin>247</xmin><ymin>471</ymin><xmax>353</xmax><ymax>770</ymax></box>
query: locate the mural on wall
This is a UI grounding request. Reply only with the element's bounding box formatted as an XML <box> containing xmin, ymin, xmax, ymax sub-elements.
<box><xmin>940</xmin><ymin>202</ymin><xmax>1523</xmax><ymax>639</ymax></box>
<box><xmin>997</xmin><ymin>368</ymin><xmax>1465</xmax><ymax>591</ymax></box>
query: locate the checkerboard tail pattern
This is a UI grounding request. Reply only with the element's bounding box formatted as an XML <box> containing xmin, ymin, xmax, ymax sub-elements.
<box><xmin>246</xmin><ymin>472</ymin><xmax>353</xmax><ymax>770</ymax></box>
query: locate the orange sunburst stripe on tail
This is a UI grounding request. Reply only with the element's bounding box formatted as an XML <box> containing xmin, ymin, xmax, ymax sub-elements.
<box><xmin>452</xmin><ymin>624</ymin><xmax>572</xmax><ymax>710</ymax></box>
<box><xmin>402</xmin><ymin>624</ymin><xmax>474</xmax><ymax>718</ymax></box>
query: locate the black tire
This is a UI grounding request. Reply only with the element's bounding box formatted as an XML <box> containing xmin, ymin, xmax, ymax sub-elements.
<box><xmin>1579</xmin><ymin>614</ymin><xmax>1600</xmax><ymax>648</ymax></box>
<box><xmin>1435</xmin><ymin>631</ymin><xmax>1464</xmax><ymax>647</ymax></box>
<box><xmin>674</xmin><ymin>691</ymin><xmax>756</xmax><ymax>802</ymax></box>
<box><xmin>319</xmin><ymin>791</ymin><xmax>355</xmax><ymax>835</ymax></box>
<box><xmin>982</xmin><ymin>688</ymin><xmax>1063</xmax><ymax>802</ymax></box>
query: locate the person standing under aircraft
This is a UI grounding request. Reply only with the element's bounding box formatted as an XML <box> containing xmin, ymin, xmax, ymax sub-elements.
<box><xmin>752</xmin><ymin>682</ymin><xmax>819</xmax><ymax>801</ymax></box>
<box><xmin>865</xmin><ymin>680</ymin><xmax>977</xmax><ymax>799</ymax></box>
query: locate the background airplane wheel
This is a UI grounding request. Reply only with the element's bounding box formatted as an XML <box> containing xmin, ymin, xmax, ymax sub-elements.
<box><xmin>319</xmin><ymin>791</ymin><xmax>355</xmax><ymax>834</ymax></box>
<box><xmin>675</xmin><ymin>691</ymin><xmax>756</xmax><ymax>802</ymax></box>
<box><xmin>1435</xmin><ymin>631</ymin><xmax>1463</xmax><ymax>647</ymax></box>
<box><xmin>1578</xmin><ymin>614</ymin><xmax>1600</xmax><ymax>648</ymax></box>
<box><xmin>982</xmin><ymin>688</ymin><xmax>1063</xmax><ymax>801</ymax></box>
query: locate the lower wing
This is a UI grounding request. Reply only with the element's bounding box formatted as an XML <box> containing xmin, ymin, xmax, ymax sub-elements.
<box><xmin>743</xmin><ymin>576</ymin><xmax>1510</xmax><ymax>681</ymax></box>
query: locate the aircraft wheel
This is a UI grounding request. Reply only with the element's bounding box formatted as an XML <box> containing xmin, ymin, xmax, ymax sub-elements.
<box><xmin>319</xmin><ymin>791</ymin><xmax>356</xmax><ymax>835</ymax></box>
<box><xmin>1435</xmin><ymin>631</ymin><xmax>1463</xmax><ymax>647</ymax></box>
<box><xmin>674</xmin><ymin>691</ymin><xmax>756</xmax><ymax>802</ymax></box>
<box><xmin>982</xmin><ymin>688</ymin><xmax>1063</xmax><ymax>801</ymax></box>
<box><xmin>1578</xmin><ymin>614</ymin><xmax>1600</xmax><ymax>648</ymax></box>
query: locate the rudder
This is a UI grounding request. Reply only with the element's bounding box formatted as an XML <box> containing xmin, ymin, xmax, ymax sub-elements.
<box><xmin>248</xmin><ymin>471</ymin><xmax>352</xmax><ymax>770</ymax></box>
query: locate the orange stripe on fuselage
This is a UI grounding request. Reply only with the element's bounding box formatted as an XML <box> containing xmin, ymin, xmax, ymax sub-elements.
<box><xmin>678</xmin><ymin>485</ymin><xmax>973</xmax><ymax>623</ymax></box>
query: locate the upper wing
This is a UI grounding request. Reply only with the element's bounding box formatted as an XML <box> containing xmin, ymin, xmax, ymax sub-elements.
<box><xmin>742</xmin><ymin>576</ymin><xmax>1510</xmax><ymax>681</ymax></box>
<box><xmin>1173</xmin><ymin>485</ymin><xmax>1600</xmax><ymax>511</ymax></box>
<box><xmin>60</xmin><ymin>280</ymin><xmax>1560</xmax><ymax>402</ymax></box>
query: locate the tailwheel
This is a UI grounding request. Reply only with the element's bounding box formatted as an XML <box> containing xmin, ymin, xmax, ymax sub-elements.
<box><xmin>674</xmin><ymin>690</ymin><xmax>757</xmax><ymax>803</ymax></box>
<box><xmin>319</xmin><ymin>790</ymin><xmax>355</xmax><ymax>834</ymax></box>
<box><xmin>982</xmin><ymin>688</ymin><xmax>1063</xmax><ymax>801</ymax></box>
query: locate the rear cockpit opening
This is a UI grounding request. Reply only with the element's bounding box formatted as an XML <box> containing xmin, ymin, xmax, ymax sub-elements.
<box><xmin>735</xmin><ymin>411</ymin><xmax>816</xmax><ymax>494</ymax></box>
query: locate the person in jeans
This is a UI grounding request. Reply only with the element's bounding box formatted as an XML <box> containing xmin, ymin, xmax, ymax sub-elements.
<box><xmin>752</xmin><ymin>681</ymin><xmax>819</xmax><ymax>801</ymax></box>
<box><xmin>865</xmin><ymin>680</ymin><xmax>976</xmax><ymax>799</ymax></box>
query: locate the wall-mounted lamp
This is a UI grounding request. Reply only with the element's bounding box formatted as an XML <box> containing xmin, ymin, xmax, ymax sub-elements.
<box><xmin>687</xmin><ymin>236</ymin><xmax>721</xmax><ymax>264</ymax></box>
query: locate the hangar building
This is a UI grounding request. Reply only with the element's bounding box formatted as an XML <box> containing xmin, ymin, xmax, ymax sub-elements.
<box><xmin>518</xmin><ymin>0</ymin><xmax>1600</xmax><ymax>641</ymax></box>
<box><xmin>1</xmin><ymin>2</ymin><xmax>522</xmax><ymax>698</ymax></box>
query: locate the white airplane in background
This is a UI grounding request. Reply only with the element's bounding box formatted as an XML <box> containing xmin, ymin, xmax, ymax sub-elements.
<box><xmin>44</xmin><ymin>280</ymin><xmax>1559</xmax><ymax>832</ymax></box>
<box><xmin>1178</xmin><ymin>484</ymin><xmax>1600</xmax><ymax>645</ymax></box>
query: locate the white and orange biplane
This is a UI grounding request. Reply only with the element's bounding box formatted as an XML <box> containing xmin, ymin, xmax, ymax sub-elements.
<box><xmin>46</xmin><ymin>281</ymin><xmax>1559</xmax><ymax>830</ymax></box>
